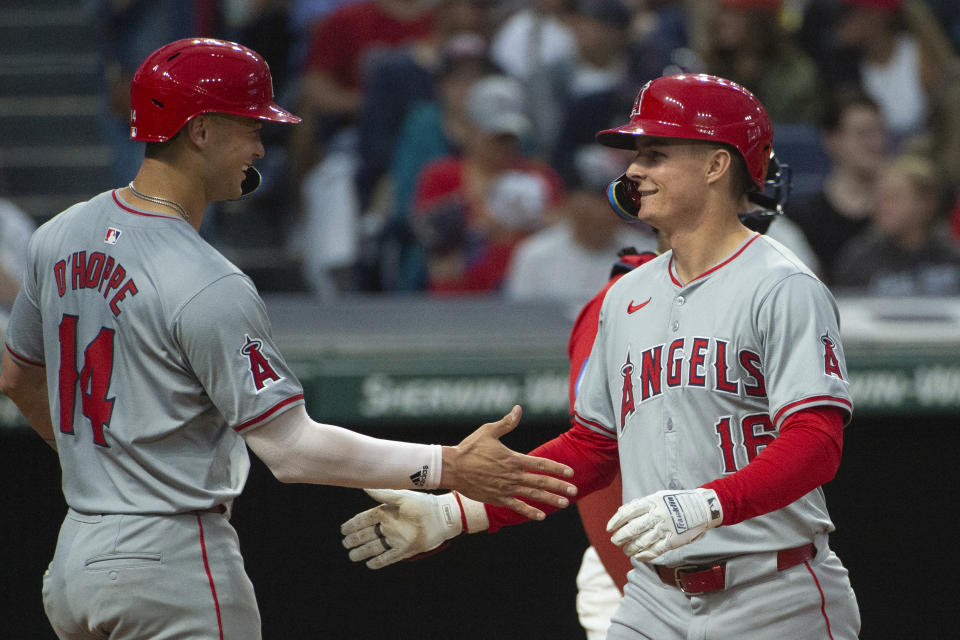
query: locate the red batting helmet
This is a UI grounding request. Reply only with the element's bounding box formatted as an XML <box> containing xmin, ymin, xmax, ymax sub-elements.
<box><xmin>130</xmin><ymin>38</ymin><xmax>301</xmax><ymax>143</ymax></box>
<box><xmin>596</xmin><ymin>74</ymin><xmax>774</xmax><ymax>189</ymax></box>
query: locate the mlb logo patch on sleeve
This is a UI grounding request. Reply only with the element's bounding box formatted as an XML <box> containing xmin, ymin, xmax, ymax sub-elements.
<box><xmin>104</xmin><ymin>227</ymin><xmax>122</xmax><ymax>245</ymax></box>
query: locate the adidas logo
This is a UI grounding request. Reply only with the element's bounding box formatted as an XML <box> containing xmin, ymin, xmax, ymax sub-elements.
<box><xmin>409</xmin><ymin>466</ymin><xmax>429</xmax><ymax>487</ymax></box>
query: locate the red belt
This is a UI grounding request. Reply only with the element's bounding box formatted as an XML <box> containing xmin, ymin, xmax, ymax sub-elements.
<box><xmin>655</xmin><ymin>543</ymin><xmax>816</xmax><ymax>595</ymax></box>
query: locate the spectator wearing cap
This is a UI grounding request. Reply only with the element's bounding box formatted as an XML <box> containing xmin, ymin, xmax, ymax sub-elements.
<box><xmin>503</xmin><ymin>143</ymin><xmax>656</xmax><ymax>316</ymax></box>
<box><xmin>409</xmin><ymin>75</ymin><xmax>565</xmax><ymax>294</ymax></box>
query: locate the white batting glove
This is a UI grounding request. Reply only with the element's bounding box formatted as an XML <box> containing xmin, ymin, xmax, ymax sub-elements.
<box><xmin>340</xmin><ymin>489</ymin><xmax>488</xmax><ymax>569</ymax></box>
<box><xmin>607</xmin><ymin>488</ymin><xmax>723</xmax><ymax>562</ymax></box>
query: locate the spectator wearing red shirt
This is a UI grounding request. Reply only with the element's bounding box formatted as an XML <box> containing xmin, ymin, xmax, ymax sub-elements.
<box><xmin>411</xmin><ymin>75</ymin><xmax>565</xmax><ymax>294</ymax></box>
<box><xmin>291</xmin><ymin>0</ymin><xmax>436</xmax><ymax>175</ymax></box>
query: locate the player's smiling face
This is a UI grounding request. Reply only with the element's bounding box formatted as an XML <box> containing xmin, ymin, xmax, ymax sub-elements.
<box><xmin>205</xmin><ymin>114</ymin><xmax>265</xmax><ymax>200</ymax></box>
<box><xmin>622</xmin><ymin>137</ymin><xmax>715</xmax><ymax>229</ymax></box>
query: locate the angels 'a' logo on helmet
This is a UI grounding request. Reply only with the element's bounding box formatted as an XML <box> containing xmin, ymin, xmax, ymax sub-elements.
<box><xmin>630</xmin><ymin>82</ymin><xmax>650</xmax><ymax>117</ymax></box>
<box><xmin>820</xmin><ymin>332</ymin><xmax>843</xmax><ymax>380</ymax></box>
<box><xmin>241</xmin><ymin>334</ymin><xmax>282</xmax><ymax>392</ymax></box>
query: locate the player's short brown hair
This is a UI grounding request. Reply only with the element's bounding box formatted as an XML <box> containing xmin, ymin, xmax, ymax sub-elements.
<box><xmin>143</xmin><ymin>142</ymin><xmax>165</xmax><ymax>159</ymax></box>
<box><xmin>143</xmin><ymin>127</ymin><xmax>185</xmax><ymax>160</ymax></box>
<box><xmin>699</xmin><ymin>142</ymin><xmax>755</xmax><ymax>198</ymax></box>
<box><xmin>723</xmin><ymin>143</ymin><xmax>757</xmax><ymax>196</ymax></box>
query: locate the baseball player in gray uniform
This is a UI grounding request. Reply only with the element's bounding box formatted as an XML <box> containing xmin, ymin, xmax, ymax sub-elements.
<box><xmin>0</xmin><ymin>38</ymin><xmax>575</xmax><ymax>640</ymax></box>
<box><xmin>340</xmin><ymin>74</ymin><xmax>861</xmax><ymax>639</ymax></box>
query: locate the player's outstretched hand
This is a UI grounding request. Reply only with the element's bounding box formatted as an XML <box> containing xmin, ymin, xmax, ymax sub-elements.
<box><xmin>607</xmin><ymin>488</ymin><xmax>723</xmax><ymax>562</ymax></box>
<box><xmin>341</xmin><ymin>489</ymin><xmax>482</xmax><ymax>569</ymax></box>
<box><xmin>441</xmin><ymin>405</ymin><xmax>576</xmax><ymax>521</ymax></box>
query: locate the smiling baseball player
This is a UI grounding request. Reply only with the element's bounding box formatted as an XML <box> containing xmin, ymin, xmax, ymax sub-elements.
<box><xmin>341</xmin><ymin>74</ymin><xmax>861</xmax><ymax>639</ymax></box>
<box><xmin>0</xmin><ymin>38</ymin><xmax>575</xmax><ymax>640</ymax></box>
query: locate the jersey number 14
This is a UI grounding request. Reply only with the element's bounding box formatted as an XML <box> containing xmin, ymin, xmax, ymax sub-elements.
<box><xmin>58</xmin><ymin>314</ymin><xmax>115</xmax><ymax>447</ymax></box>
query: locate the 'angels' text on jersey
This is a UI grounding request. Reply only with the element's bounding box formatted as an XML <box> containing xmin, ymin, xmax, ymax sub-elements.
<box><xmin>618</xmin><ymin>336</ymin><xmax>764</xmax><ymax>419</ymax></box>
<box><xmin>53</xmin><ymin>250</ymin><xmax>138</xmax><ymax>317</ymax></box>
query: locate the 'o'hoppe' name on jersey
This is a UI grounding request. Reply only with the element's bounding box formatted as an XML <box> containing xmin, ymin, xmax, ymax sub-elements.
<box><xmin>53</xmin><ymin>250</ymin><xmax>138</xmax><ymax>317</ymax></box>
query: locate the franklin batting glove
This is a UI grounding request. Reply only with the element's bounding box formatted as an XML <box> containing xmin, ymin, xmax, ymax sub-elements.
<box><xmin>607</xmin><ymin>488</ymin><xmax>723</xmax><ymax>562</ymax></box>
<box><xmin>340</xmin><ymin>489</ymin><xmax>488</xmax><ymax>570</ymax></box>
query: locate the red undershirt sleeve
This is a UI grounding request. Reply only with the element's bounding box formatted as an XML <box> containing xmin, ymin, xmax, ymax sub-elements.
<box><xmin>485</xmin><ymin>421</ymin><xmax>619</xmax><ymax>532</ymax></box>
<box><xmin>702</xmin><ymin>407</ymin><xmax>844</xmax><ymax>526</ymax></box>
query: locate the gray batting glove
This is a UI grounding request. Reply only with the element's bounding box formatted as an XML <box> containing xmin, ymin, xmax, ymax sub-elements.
<box><xmin>607</xmin><ymin>488</ymin><xmax>723</xmax><ymax>562</ymax></box>
<box><xmin>340</xmin><ymin>489</ymin><xmax>488</xmax><ymax>569</ymax></box>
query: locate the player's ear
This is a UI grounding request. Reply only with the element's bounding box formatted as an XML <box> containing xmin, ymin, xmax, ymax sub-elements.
<box><xmin>184</xmin><ymin>115</ymin><xmax>213</xmax><ymax>149</ymax></box>
<box><xmin>703</xmin><ymin>146</ymin><xmax>733</xmax><ymax>186</ymax></box>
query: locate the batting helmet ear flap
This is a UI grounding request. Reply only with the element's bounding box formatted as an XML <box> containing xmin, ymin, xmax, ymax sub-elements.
<box><xmin>606</xmin><ymin>174</ymin><xmax>642</xmax><ymax>221</ymax></box>
<box><xmin>745</xmin><ymin>151</ymin><xmax>791</xmax><ymax>214</ymax></box>
<box><xmin>240</xmin><ymin>166</ymin><xmax>262</xmax><ymax>196</ymax></box>
<box><xmin>739</xmin><ymin>151</ymin><xmax>792</xmax><ymax>233</ymax></box>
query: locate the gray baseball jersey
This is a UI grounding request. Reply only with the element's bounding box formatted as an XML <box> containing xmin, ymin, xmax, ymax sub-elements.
<box><xmin>573</xmin><ymin>233</ymin><xmax>853</xmax><ymax>567</ymax></box>
<box><xmin>5</xmin><ymin>189</ymin><xmax>305</xmax><ymax>515</ymax></box>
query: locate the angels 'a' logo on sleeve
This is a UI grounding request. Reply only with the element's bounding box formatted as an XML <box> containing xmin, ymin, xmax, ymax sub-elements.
<box><xmin>820</xmin><ymin>332</ymin><xmax>844</xmax><ymax>380</ymax></box>
<box><xmin>241</xmin><ymin>334</ymin><xmax>283</xmax><ymax>391</ymax></box>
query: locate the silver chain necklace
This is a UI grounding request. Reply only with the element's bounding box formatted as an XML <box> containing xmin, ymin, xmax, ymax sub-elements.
<box><xmin>128</xmin><ymin>181</ymin><xmax>191</xmax><ymax>222</ymax></box>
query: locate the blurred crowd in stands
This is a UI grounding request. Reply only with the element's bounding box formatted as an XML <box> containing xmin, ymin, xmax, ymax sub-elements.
<box><xmin>26</xmin><ymin>0</ymin><xmax>960</xmax><ymax>311</ymax></box>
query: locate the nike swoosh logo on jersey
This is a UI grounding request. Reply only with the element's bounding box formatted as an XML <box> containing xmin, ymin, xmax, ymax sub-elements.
<box><xmin>627</xmin><ymin>298</ymin><xmax>652</xmax><ymax>314</ymax></box>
